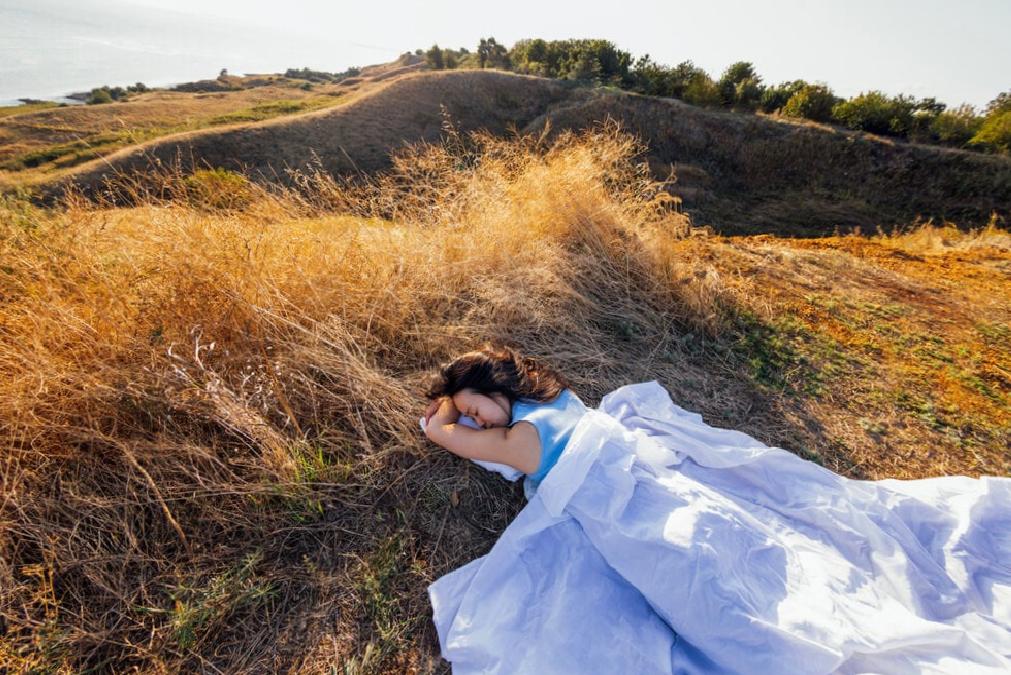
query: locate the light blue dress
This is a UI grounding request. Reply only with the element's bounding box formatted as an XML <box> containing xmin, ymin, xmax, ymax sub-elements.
<box><xmin>509</xmin><ymin>388</ymin><xmax>589</xmax><ymax>500</ymax></box>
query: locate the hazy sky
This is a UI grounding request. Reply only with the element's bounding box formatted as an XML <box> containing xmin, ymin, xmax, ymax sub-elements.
<box><xmin>3</xmin><ymin>0</ymin><xmax>1009</xmax><ymax>108</ymax></box>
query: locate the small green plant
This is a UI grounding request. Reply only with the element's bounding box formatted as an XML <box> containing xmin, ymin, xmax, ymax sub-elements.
<box><xmin>168</xmin><ymin>551</ymin><xmax>274</xmax><ymax>650</ymax></box>
<box><xmin>358</xmin><ymin>535</ymin><xmax>410</xmax><ymax>653</ymax></box>
<box><xmin>0</xmin><ymin>189</ymin><xmax>43</xmax><ymax>231</ymax></box>
<box><xmin>182</xmin><ymin>168</ymin><xmax>255</xmax><ymax>210</ymax></box>
<box><xmin>729</xmin><ymin>309</ymin><xmax>808</xmax><ymax>392</ymax></box>
<box><xmin>286</xmin><ymin>442</ymin><xmax>331</xmax><ymax>521</ymax></box>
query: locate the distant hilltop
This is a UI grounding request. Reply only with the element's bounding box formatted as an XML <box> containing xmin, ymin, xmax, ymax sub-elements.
<box><xmin>2</xmin><ymin>45</ymin><xmax>1008</xmax><ymax>236</ymax></box>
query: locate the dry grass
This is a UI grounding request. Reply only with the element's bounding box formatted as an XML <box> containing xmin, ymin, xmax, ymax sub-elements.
<box><xmin>1</xmin><ymin>118</ymin><xmax>1008</xmax><ymax>673</ymax></box>
<box><xmin>9</xmin><ymin>67</ymin><xmax>1008</xmax><ymax>241</ymax></box>
<box><xmin>0</xmin><ymin>77</ymin><xmax>372</xmax><ymax>187</ymax></box>
<box><xmin>703</xmin><ymin>217</ymin><xmax>1010</xmax><ymax>478</ymax></box>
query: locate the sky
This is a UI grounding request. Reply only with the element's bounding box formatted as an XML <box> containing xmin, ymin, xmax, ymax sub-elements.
<box><xmin>2</xmin><ymin>0</ymin><xmax>1008</xmax><ymax>109</ymax></box>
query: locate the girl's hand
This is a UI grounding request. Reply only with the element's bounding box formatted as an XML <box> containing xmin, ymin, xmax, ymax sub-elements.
<box><xmin>432</xmin><ymin>396</ymin><xmax>461</xmax><ymax>425</ymax></box>
<box><xmin>425</xmin><ymin>396</ymin><xmax>460</xmax><ymax>441</ymax></box>
<box><xmin>423</xmin><ymin>398</ymin><xmax>443</xmax><ymax>426</ymax></box>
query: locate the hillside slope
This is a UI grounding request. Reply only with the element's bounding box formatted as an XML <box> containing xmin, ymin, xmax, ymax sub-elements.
<box><xmin>42</xmin><ymin>70</ymin><xmax>582</xmax><ymax>197</ymax></box>
<box><xmin>3</xmin><ymin>123</ymin><xmax>1009</xmax><ymax>673</ymax></box>
<box><xmin>38</xmin><ymin>69</ymin><xmax>1011</xmax><ymax>236</ymax></box>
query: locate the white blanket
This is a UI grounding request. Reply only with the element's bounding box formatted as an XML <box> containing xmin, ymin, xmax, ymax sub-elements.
<box><xmin>428</xmin><ymin>381</ymin><xmax>1011</xmax><ymax>674</ymax></box>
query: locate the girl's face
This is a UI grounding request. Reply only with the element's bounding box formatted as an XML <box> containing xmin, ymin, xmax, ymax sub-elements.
<box><xmin>451</xmin><ymin>388</ymin><xmax>512</xmax><ymax>429</ymax></box>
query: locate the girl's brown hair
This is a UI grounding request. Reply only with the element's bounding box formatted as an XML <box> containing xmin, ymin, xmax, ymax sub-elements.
<box><xmin>423</xmin><ymin>342</ymin><xmax>570</xmax><ymax>405</ymax></box>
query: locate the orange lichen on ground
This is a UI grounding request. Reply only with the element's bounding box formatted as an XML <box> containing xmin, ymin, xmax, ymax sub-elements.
<box><xmin>685</xmin><ymin>223</ymin><xmax>1010</xmax><ymax>479</ymax></box>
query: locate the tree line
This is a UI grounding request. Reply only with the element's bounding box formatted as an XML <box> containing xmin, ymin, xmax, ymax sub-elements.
<box><xmin>415</xmin><ymin>38</ymin><xmax>1010</xmax><ymax>155</ymax></box>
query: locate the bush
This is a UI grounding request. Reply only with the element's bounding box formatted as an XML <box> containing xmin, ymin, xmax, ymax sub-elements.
<box><xmin>969</xmin><ymin>110</ymin><xmax>1011</xmax><ymax>154</ymax></box>
<box><xmin>983</xmin><ymin>91</ymin><xmax>1011</xmax><ymax>117</ymax></box>
<box><xmin>782</xmin><ymin>84</ymin><xmax>838</xmax><ymax>122</ymax></box>
<box><xmin>904</xmin><ymin>97</ymin><xmax>946</xmax><ymax>142</ymax></box>
<box><xmin>831</xmin><ymin>91</ymin><xmax>912</xmax><ymax>136</ymax></box>
<box><xmin>717</xmin><ymin>61</ymin><xmax>763</xmax><ymax>109</ymax></box>
<box><xmin>87</xmin><ymin>88</ymin><xmax>113</xmax><ymax>105</ymax></box>
<box><xmin>930</xmin><ymin>104</ymin><xmax>982</xmax><ymax>147</ymax></box>
<box><xmin>425</xmin><ymin>44</ymin><xmax>444</xmax><ymax>69</ymax></box>
<box><xmin>508</xmin><ymin>39</ymin><xmax>629</xmax><ymax>84</ymax></box>
<box><xmin>86</xmin><ymin>85</ymin><xmax>129</xmax><ymax>104</ymax></box>
<box><xmin>733</xmin><ymin>77</ymin><xmax>764</xmax><ymax>111</ymax></box>
<box><xmin>631</xmin><ymin>54</ymin><xmax>673</xmax><ymax>96</ymax></box>
<box><xmin>682</xmin><ymin>70</ymin><xmax>722</xmax><ymax>107</ymax></box>
<box><xmin>965</xmin><ymin>91</ymin><xmax>1011</xmax><ymax>153</ymax></box>
<box><xmin>478</xmin><ymin>37</ymin><xmax>510</xmax><ymax>69</ymax></box>
<box><xmin>760</xmin><ymin>80</ymin><xmax>807</xmax><ymax>113</ymax></box>
<box><xmin>568</xmin><ymin>52</ymin><xmax>603</xmax><ymax>83</ymax></box>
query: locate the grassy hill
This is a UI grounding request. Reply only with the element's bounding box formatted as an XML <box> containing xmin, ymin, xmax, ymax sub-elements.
<box><xmin>0</xmin><ymin>53</ymin><xmax>429</xmax><ymax>190</ymax></box>
<box><xmin>1</xmin><ymin>121</ymin><xmax>1008</xmax><ymax>672</ymax></box>
<box><xmin>9</xmin><ymin>66</ymin><xmax>1009</xmax><ymax>237</ymax></box>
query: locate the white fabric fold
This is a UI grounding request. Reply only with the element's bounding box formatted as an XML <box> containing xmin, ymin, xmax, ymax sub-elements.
<box><xmin>428</xmin><ymin>381</ymin><xmax>1011</xmax><ymax>674</ymax></box>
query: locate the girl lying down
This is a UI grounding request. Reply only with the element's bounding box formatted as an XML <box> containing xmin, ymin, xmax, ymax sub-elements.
<box><xmin>421</xmin><ymin>342</ymin><xmax>589</xmax><ymax>497</ymax></box>
<box><xmin>419</xmin><ymin>341</ymin><xmax>1011</xmax><ymax>674</ymax></box>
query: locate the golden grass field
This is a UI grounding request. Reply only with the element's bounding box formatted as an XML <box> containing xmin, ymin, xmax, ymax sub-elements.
<box><xmin>1</xmin><ymin>118</ymin><xmax>1009</xmax><ymax>672</ymax></box>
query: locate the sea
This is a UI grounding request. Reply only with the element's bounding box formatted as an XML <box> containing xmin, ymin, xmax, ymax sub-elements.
<box><xmin>0</xmin><ymin>0</ymin><xmax>397</xmax><ymax>106</ymax></box>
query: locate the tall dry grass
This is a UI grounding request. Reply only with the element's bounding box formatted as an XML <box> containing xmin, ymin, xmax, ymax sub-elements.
<box><xmin>1</xmin><ymin>119</ymin><xmax>734</xmax><ymax>672</ymax></box>
<box><xmin>869</xmin><ymin>214</ymin><xmax>1011</xmax><ymax>254</ymax></box>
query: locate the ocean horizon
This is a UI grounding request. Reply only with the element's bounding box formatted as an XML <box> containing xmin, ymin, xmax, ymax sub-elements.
<box><xmin>1</xmin><ymin>0</ymin><xmax>397</xmax><ymax>106</ymax></box>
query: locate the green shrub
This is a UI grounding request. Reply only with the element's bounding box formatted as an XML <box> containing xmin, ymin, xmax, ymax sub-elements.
<box><xmin>682</xmin><ymin>71</ymin><xmax>722</xmax><ymax>107</ymax></box>
<box><xmin>86</xmin><ymin>85</ymin><xmax>129</xmax><ymax>104</ymax></box>
<box><xmin>782</xmin><ymin>84</ymin><xmax>838</xmax><ymax>122</ymax></box>
<box><xmin>567</xmin><ymin>52</ymin><xmax>603</xmax><ymax>83</ymax></box>
<box><xmin>930</xmin><ymin>104</ymin><xmax>982</xmax><ymax>147</ymax></box>
<box><xmin>905</xmin><ymin>97</ymin><xmax>947</xmax><ymax>142</ymax></box>
<box><xmin>425</xmin><ymin>44</ymin><xmax>444</xmax><ymax>69</ymax></box>
<box><xmin>733</xmin><ymin>77</ymin><xmax>764</xmax><ymax>111</ymax></box>
<box><xmin>478</xmin><ymin>37</ymin><xmax>511</xmax><ymax>69</ymax></box>
<box><xmin>630</xmin><ymin>54</ymin><xmax>672</xmax><ymax>96</ymax></box>
<box><xmin>87</xmin><ymin>88</ymin><xmax>113</xmax><ymax>105</ymax></box>
<box><xmin>508</xmin><ymin>38</ymin><xmax>628</xmax><ymax>84</ymax></box>
<box><xmin>832</xmin><ymin>91</ymin><xmax>910</xmax><ymax>136</ymax></box>
<box><xmin>717</xmin><ymin>61</ymin><xmax>763</xmax><ymax>109</ymax></box>
<box><xmin>983</xmin><ymin>91</ymin><xmax>1011</xmax><ymax>117</ymax></box>
<box><xmin>284</xmin><ymin>66</ymin><xmax>359</xmax><ymax>83</ymax></box>
<box><xmin>969</xmin><ymin>110</ymin><xmax>1011</xmax><ymax>153</ymax></box>
<box><xmin>760</xmin><ymin>80</ymin><xmax>807</xmax><ymax>113</ymax></box>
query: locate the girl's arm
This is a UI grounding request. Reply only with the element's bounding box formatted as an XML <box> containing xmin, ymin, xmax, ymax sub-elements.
<box><xmin>425</xmin><ymin>397</ymin><xmax>541</xmax><ymax>474</ymax></box>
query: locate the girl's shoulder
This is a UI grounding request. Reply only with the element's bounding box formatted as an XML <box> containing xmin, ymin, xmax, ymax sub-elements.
<box><xmin>513</xmin><ymin>388</ymin><xmax>571</xmax><ymax>410</ymax></box>
<box><xmin>511</xmin><ymin>389</ymin><xmax>586</xmax><ymax>424</ymax></box>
